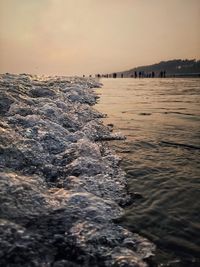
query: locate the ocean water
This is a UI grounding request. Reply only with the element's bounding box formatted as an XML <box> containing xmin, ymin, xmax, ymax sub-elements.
<box><xmin>96</xmin><ymin>78</ymin><xmax>200</xmax><ymax>267</ymax></box>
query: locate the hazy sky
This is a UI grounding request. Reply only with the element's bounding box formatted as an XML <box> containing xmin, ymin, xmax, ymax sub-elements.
<box><xmin>0</xmin><ymin>0</ymin><xmax>200</xmax><ymax>75</ymax></box>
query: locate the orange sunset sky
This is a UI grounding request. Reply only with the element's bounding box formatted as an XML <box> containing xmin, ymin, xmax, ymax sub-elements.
<box><xmin>0</xmin><ymin>0</ymin><xmax>200</xmax><ymax>75</ymax></box>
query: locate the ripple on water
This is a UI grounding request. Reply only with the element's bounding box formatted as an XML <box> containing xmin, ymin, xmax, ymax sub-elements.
<box><xmin>96</xmin><ymin>78</ymin><xmax>200</xmax><ymax>267</ymax></box>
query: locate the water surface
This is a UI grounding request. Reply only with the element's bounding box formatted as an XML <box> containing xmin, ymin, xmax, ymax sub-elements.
<box><xmin>96</xmin><ymin>78</ymin><xmax>200</xmax><ymax>267</ymax></box>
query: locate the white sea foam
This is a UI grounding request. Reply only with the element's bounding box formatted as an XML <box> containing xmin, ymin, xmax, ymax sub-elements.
<box><xmin>0</xmin><ymin>74</ymin><xmax>155</xmax><ymax>267</ymax></box>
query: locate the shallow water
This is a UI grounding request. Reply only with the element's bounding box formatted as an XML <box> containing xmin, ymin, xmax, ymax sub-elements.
<box><xmin>96</xmin><ymin>78</ymin><xmax>200</xmax><ymax>267</ymax></box>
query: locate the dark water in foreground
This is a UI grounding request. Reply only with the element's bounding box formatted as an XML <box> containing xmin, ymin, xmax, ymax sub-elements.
<box><xmin>96</xmin><ymin>78</ymin><xmax>200</xmax><ymax>267</ymax></box>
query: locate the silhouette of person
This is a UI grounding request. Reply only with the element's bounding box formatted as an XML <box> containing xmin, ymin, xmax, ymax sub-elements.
<box><xmin>135</xmin><ymin>71</ymin><xmax>137</xmax><ymax>78</ymax></box>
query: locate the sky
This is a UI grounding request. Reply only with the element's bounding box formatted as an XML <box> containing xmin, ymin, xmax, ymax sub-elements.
<box><xmin>0</xmin><ymin>0</ymin><xmax>200</xmax><ymax>75</ymax></box>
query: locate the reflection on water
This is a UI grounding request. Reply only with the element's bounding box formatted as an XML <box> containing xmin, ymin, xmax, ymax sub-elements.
<box><xmin>96</xmin><ymin>78</ymin><xmax>200</xmax><ymax>267</ymax></box>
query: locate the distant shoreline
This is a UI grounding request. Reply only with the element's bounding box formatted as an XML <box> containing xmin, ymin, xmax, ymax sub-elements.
<box><xmin>98</xmin><ymin>73</ymin><xmax>200</xmax><ymax>78</ymax></box>
<box><xmin>97</xmin><ymin>59</ymin><xmax>200</xmax><ymax>79</ymax></box>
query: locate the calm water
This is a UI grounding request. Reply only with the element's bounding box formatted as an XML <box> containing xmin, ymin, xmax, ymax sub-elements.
<box><xmin>96</xmin><ymin>78</ymin><xmax>200</xmax><ymax>267</ymax></box>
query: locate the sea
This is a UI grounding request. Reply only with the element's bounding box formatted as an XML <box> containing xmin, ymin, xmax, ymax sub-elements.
<box><xmin>96</xmin><ymin>78</ymin><xmax>200</xmax><ymax>267</ymax></box>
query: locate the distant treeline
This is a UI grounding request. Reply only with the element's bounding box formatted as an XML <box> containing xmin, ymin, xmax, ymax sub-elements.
<box><xmin>96</xmin><ymin>59</ymin><xmax>200</xmax><ymax>78</ymax></box>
